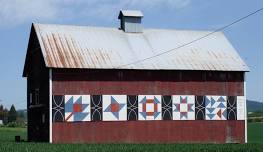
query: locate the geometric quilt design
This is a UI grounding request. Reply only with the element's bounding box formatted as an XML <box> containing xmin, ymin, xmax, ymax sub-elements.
<box><xmin>195</xmin><ymin>96</ymin><xmax>205</xmax><ymax>120</ymax></box>
<box><xmin>53</xmin><ymin>94</ymin><xmax>245</xmax><ymax>122</ymax></box>
<box><xmin>173</xmin><ymin>95</ymin><xmax>195</xmax><ymax>120</ymax></box>
<box><xmin>162</xmin><ymin>95</ymin><xmax>172</xmax><ymax>120</ymax></box>
<box><xmin>103</xmin><ymin>95</ymin><xmax>127</xmax><ymax>121</ymax></box>
<box><xmin>138</xmin><ymin>95</ymin><xmax>161</xmax><ymax>120</ymax></box>
<box><xmin>65</xmin><ymin>95</ymin><xmax>90</xmax><ymax>122</ymax></box>
<box><xmin>91</xmin><ymin>95</ymin><xmax>103</xmax><ymax>121</ymax></box>
<box><xmin>52</xmin><ymin>95</ymin><xmax>65</xmax><ymax>122</ymax></box>
<box><xmin>127</xmin><ymin>95</ymin><xmax>138</xmax><ymax>121</ymax></box>
<box><xmin>227</xmin><ymin>96</ymin><xmax>237</xmax><ymax>120</ymax></box>
<box><xmin>205</xmin><ymin>96</ymin><xmax>227</xmax><ymax>120</ymax></box>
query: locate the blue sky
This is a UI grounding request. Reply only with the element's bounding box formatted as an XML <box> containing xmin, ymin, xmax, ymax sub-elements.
<box><xmin>0</xmin><ymin>0</ymin><xmax>262</xmax><ymax>109</ymax></box>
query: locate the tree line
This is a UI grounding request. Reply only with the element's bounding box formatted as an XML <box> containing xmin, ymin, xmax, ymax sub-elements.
<box><xmin>0</xmin><ymin>104</ymin><xmax>26</xmax><ymax>127</ymax></box>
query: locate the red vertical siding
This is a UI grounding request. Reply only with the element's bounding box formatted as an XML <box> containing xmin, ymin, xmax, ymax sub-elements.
<box><xmin>52</xmin><ymin>121</ymin><xmax>245</xmax><ymax>143</ymax></box>
<box><xmin>52</xmin><ymin>70</ymin><xmax>244</xmax><ymax>96</ymax></box>
<box><xmin>52</xmin><ymin>81</ymin><xmax>244</xmax><ymax>96</ymax></box>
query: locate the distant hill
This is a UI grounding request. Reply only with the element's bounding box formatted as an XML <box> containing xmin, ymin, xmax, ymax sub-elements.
<box><xmin>247</xmin><ymin>100</ymin><xmax>263</xmax><ymax>112</ymax></box>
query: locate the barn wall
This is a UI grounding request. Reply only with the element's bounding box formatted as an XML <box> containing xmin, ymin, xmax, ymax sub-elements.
<box><xmin>51</xmin><ymin>69</ymin><xmax>245</xmax><ymax>143</ymax></box>
<box><xmin>52</xmin><ymin>121</ymin><xmax>245</xmax><ymax>143</ymax></box>
<box><xmin>26</xmin><ymin>27</ymin><xmax>50</xmax><ymax>142</ymax></box>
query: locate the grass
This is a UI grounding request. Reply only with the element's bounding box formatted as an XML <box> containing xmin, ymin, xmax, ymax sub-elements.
<box><xmin>0</xmin><ymin>127</ymin><xmax>26</xmax><ymax>143</ymax></box>
<box><xmin>0</xmin><ymin>123</ymin><xmax>262</xmax><ymax>152</ymax></box>
<box><xmin>248</xmin><ymin>122</ymin><xmax>263</xmax><ymax>143</ymax></box>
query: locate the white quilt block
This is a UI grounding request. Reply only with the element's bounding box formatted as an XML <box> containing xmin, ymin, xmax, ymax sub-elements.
<box><xmin>205</xmin><ymin>96</ymin><xmax>227</xmax><ymax>120</ymax></box>
<box><xmin>173</xmin><ymin>95</ymin><xmax>195</xmax><ymax>120</ymax></box>
<box><xmin>64</xmin><ymin>95</ymin><xmax>90</xmax><ymax>122</ymax></box>
<box><xmin>103</xmin><ymin>95</ymin><xmax>127</xmax><ymax>121</ymax></box>
<box><xmin>138</xmin><ymin>95</ymin><xmax>161</xmax><ymax>120</ymax></box>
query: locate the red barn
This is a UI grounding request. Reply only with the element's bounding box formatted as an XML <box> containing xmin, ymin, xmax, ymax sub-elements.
<box><xmin>23</xmin><ymin>10</ymin><xmax>249</xmax><ymax>143</ymax></box>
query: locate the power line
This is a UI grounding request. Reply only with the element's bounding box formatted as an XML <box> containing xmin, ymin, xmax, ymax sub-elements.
<box><xmin>115</xmin><ymin>7</ymin><xmax>263</xmax><ymax>68</ymax></box>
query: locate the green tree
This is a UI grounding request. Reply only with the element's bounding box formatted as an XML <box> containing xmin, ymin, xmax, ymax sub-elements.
<box><xmin>8</xmin><ymin>104</ymin><xmax>17</xmax><ymax>123</ymax></box>
<box><xmin>0</xmin><ymin>105</ymin><xmax>9</xmax><ymax>124</ymax></box>
<box><xmin>0</xmin><ymin>105</ymin><xmax>3</xmax><ymax>120</ymax></box>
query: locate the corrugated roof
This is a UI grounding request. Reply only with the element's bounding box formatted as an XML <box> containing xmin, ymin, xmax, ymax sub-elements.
<box><xmin>118</xmin><ymin>10</ymin><xmax>143</xmax><ymax>19</ymax></box>
<box><xmin>33</xmin><ymin>23</ymin><xmax>249</xmax><ymax>71</ymax></box>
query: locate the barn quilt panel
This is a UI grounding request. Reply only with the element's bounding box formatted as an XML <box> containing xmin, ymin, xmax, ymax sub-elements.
<box><xmin>103</xmin><ymin>95</ymin><xmax>127</xmax><ymax>121</ymax></box>
<box><xmin>127</xmin><ymin>95</ymin><xmax>138</xmax><ymax>121</ymax></box>
<box><xmin>173</xmin><ymin>95</ymin><xmax>195</xmax><ymax>120</ymax></box>
<box><xmin>52</xmin><ymin>95</ymin><xmax>65</xmax><ymax>122</ymax></box>
<box><xmin>205</xmin><ymin>96</ymin><xmax>227</xmax><ymax>120</ymax></box>
<box><xmin>227</xmin><ymin>96</ymin><xmax>237</xmax><ymax>120</ymax></box>
<box><xmin>65</xmin><ymin>95</ymin><xmax>90</xmax><ymax>122</ymax></box>
<box><xmin>138</xmin><ymin>95</ymin><xmax>162</xmax><ymax>120</ymax></box>
<box><xmin>195</xmin><ymin>96</ymin><xmax>206</xmax><ymax>120</ymax></box>
<box><xmin>52</xmin><ymin>95</ymin><xmax>245</xmax><ymax>122</ymax></box>
<box><xmin>237</xmin><ymin>96</ymin><xmax>245</xmax><ymax>120</ymax></box>
<box><xmin>91</xmin><ymin>95</ymin><xmax>103</xmax><ymax>121</ymax></box>
<box><xmin>162</xmin><ymin>96</ymin><xmax>173</xmax><ymax>120</ymax></box>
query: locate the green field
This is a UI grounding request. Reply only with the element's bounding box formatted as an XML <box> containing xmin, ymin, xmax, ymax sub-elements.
<box><xmin>0</xmin><ymin>127</ymin><xmax>27</xmax><ymax>143</ymax></box>
<box><xmin>0</xmin><ymin>123</ymin><xmax>262</xmax><ymax>152</ymax></box>
<box><xmin>248</xmin><ymin>122</ymin><xmax>263</xmax><ymax>143</ymax></box>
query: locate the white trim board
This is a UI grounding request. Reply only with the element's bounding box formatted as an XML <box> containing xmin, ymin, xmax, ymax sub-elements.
<box><xmin>49</xmin><ymin>69</ymin><xmax>52</xmax><ymax>143</ymax></box>
<box><xmin>244</xmin><ymin>74</ymin><xmax>247</xmax><ymax>143</ymax></box>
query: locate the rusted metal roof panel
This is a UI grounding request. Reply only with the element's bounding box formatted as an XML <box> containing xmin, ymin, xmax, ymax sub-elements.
<box><xmin>34</xmin><ymin>23</ymin><xmax>249</xmax><ymax>71</ymax></box>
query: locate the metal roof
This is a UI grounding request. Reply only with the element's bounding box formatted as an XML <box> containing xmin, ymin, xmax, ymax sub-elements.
<box><xmin>118</xmin><ymin>10</ymin><xmax>143</xmax><ymax>19</ymax></box>
<box><xmin>32</xmin><ymin>23</ymin><xmax>249</xmax><ymax>71</ymax></box>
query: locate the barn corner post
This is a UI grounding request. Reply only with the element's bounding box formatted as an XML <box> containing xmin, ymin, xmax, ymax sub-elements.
<box><xmin>49</xmin><ymin>68</ymin><xmax>52</xmax><ymax>143</ymax></box>
<box><xmin>244</xmin><ymin>72</ymin><xmax>247</xmax><ymax>143</ymax></box>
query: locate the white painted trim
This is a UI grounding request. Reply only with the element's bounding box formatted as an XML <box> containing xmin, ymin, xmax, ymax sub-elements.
<box><xmin>244</xmin><ymin>73</ymin><xmax>247</xmax><ymax>143</ymax></box>
<box><xmin>49</xmin><ymin>69</ymin><xmax>52</xmax><ymax>143</ymax></box>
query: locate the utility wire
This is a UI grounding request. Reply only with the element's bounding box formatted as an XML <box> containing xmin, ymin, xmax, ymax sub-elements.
<box><xmin>115</xmin><ymin>7</ymin><xmax>263</xmax><ymax>68</ymax></box>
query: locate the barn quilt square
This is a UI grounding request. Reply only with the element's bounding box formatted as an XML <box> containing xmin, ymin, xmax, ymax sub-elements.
<box><xmin>205</xmin><ymin>96</ymin><xmax>227</xmax><ymax>120</ymax></box>
<box><xmin>173</xmin><ymin>95</ymin><xmax>195</xmax><ymax>120</ymax></box>
<box><xmin>127</xmin><ymin>95</ymin><xmax>138</xmax><ymax>121</ymax></box>
<box><xmin>91</xmin><ymin>95</ymin><xmax>103</xmax><ymax>121</ymax></box>
<box><xmin>52</xmin><ymin>95</ymin><xmax>65</xmax><ymax>122</ymax></box>
<box><xmin>65</xmin><ymin>95</ymin><xmax>90</xmax><ymax>122</ymax></box>
<box><xmin>103</xmin><ymin>95</ymin><xmax>127</xmax><ymax>121</ymax></box>
<box><xmin>237</xmin><ymin>96</ymin><xmax>245</xmax><ymax>120</ymax></box>
<box><xmin>138</xmin><ymin>95</ymin><xmax>161</xmax><ymax>120</ymax></box>
<box><xmin>227</xmin><ymin>96</ymin><xmax>237</xmax><ymax>120</ymax></box>
<box><xmin>195</xmin><ymin>96</ymin><xmax>205</xmax><ymax>120</ymax></box>
<box><xmin>162</xmin><ymin>95</ymin><xmax>172</xmax><ymax>120</ymax></box>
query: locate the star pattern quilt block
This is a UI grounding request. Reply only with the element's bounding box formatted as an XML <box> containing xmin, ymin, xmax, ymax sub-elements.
<box><xmin>103</xmin><ymin>95</ymin><xmax>127</xmax><ymax>121</ymax></box>
<box><xmin>173</xmin><ymin>95</ymin><xmax>195</xmax><ymax>120</ymax></box>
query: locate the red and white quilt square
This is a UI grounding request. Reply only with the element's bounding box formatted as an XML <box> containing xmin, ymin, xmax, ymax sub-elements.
<box><xmin>173</xmin><ymin>95</ymin><xmax>195</xmax><ymax>120</ymax></box>
<box><xmin>138</xmin><ymin>95</ymin><xmax>161</xmax><ymax>120</ymax></box>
